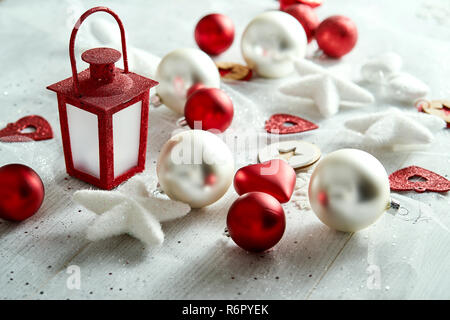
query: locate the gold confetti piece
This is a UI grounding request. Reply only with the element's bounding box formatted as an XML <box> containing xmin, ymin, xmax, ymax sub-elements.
<box><xmin>216</xmin><ymin>62</ymin><xmax>252</xmax><ymax>81</ymax></box>
<box><xmin>420</xmin><ymin>99</ymin><xmax>450</xmax><ymax>124</ymax></box>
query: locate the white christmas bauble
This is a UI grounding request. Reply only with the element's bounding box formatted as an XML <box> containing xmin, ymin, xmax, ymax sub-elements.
<box><xmin>241</xmin><ymin>11</ymin><xmax>307</xmax><ymax>78</ymax></box>
<box><xmin>155</xmin><ymin>48</ymin><xmax>220</xmax><ymax>114</ymax></box>
<box><xmin>308</xmin><ymin>149</ymin><xmax>390</xmax><ymax>232</ymax></box>
<box><xmin>156</xmin><ymin>130</ymin><xmax>234</xmax><ymax>208</ymax></box>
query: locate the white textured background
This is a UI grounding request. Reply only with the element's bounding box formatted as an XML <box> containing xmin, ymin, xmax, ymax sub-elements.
<box><xmin>0</xmin><ymin>0</ymin><xmax>449</xmax><ymax>299</ymax></box>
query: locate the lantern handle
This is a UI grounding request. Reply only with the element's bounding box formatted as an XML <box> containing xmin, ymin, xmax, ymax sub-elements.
<box><xmin>69</xmin><ymin>6</ymin><xmax>129</xmax><ymax>97</ymax></box>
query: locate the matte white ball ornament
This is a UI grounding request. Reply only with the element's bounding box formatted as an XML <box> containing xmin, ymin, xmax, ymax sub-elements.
<box><xmin>155</xmin><ymin>48</ymin><xmax>220</xmax><ymax>114</ymax></box>
<box><xmin>241</xmin><ymin>11</ymin><xmax>307</xmax><ymax>78</ymax></box>
<box><xmin>156</xmin><ymin>130</ymin><xmax>234</xmax><ymax>208</ymax></box>
<box><xmin>308</xmin><ymin>149</ymin><xmax>390</xmax><ymax>232</ymax></box>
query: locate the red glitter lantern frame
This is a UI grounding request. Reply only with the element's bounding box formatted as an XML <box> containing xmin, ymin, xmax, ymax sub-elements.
<box><xmin>47</xmin><ymin>7</ymin><xmax>158</xmax><ymax>190</ymax></box>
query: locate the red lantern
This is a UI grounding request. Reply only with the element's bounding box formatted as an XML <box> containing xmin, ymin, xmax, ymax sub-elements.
<box><xmin>47</xmin><ymin>7</ymin><xmax>158</xmax><ymax>190</ymax></box>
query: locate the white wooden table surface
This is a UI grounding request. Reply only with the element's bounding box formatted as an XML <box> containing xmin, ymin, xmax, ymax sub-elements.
<box><xmin>1</xmin><ymin>0</ymin><xmax>449</xmax><ymax>300</ymax></box>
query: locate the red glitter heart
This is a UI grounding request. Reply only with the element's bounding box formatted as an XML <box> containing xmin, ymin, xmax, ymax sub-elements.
<box><xmin>0</xmin><ymin>115</ymin><xmax>53</xmax><ymax>142</ymax></box>
<box><xmin>389</xmin><ymin>166</ymin><xmax>450</xmax><ymax>193</ymax></box>
<box><xmin>265</xmin><ymin>114</ymin><xmax>318</xmax><ymax>134</ymax></box>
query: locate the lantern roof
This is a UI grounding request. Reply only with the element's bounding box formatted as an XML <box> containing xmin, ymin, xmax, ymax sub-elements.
<box><xmin>47</xmin><ymin>68</ymin><xmax>158</xmax><ymax>111</ymax></box>
<box><xmin>82</xmin><ymin>47</ymin><xmax>121</xmax><ymax>65</ymax></box>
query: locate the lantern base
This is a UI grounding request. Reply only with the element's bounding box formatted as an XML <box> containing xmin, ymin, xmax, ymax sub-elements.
<box><xmin>67</xmin><ymin>164</ymin><xmax>145</xmax><ymax>190</ymax></box>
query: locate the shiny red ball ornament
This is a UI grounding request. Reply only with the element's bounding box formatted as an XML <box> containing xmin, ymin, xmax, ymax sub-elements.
<box><xmin>280</xmin><ymin>0</ymin><xmax>322</xmax><ymax>10</ymax></box>
<box><xmin>186</xmin><ymin>83</ymin><xmax>206</xmax><ymax>98</ymax></box>
<box><xmin>316</xmin><ymin>15</ymin><xmax>358</xmax><ymax>58</ymax></box>
<box><xmin>227</xmin><ymin>192</ymin><xmax>286</xmax><ymax>252</ymax></box>
<box><xmin>185</xmin><ymin>88</ymin><xmax>234</xmax><ymax>132</ymax></box>
<box><xmin>283</xmin><ymin>4</ymin><xmax>320</xmax><ymax>43</ymax></box>
<box><xmin>0</xmin><ymin>164</ymin><xmax>45</xmax><ymax>222</ymax></box>
<box><xmin>194</xmin><ymin>13</ymin><xmax>235</xmax><ymax>56</ymax></box>
<box><xmin>234</xmin><ymin>159</ymin><xmax>296</xmax><ymax>203</ymax></box>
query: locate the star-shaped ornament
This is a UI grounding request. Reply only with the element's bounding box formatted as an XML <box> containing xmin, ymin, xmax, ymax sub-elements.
<box><xmin>344</xmin><ymin>108</ymin><xmax>446</xmax><ymax>148</ymax></box>
<box><xmin>279</xmin><ymin>59</ymin><xmax>374</xmax><ymax>117</ymax></box>
<box><xmin>361</xmin><ymin>52</ymin><xmax>429</xmax><ymax>103</ymax></box>
<box><xmin>73</xmin><ymin>175</ymin><xmax>191</xmax><ymax>246</ymax></box>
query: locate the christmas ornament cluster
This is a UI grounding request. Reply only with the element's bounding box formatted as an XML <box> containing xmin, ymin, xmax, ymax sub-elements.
<box><xmin>191</xmin><ymin>0</ymin><xmax>358</xmax><ymax>82</ymax></box>
<box><xmin>1</xmin><ymin>2</ymin><xmax>449</xmax><ymax>260</ymax></box>
<box><xmin>280</xmin><ymin>1</ymin><xmax>358</xmax><ymax>58</ymax></box>
<box><xmin>228</xmin><ymin>159</ymin><xmax>295</xmax><ymax>252</ymax></box>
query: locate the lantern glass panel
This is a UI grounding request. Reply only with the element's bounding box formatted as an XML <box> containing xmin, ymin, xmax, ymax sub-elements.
<box><xmin>113</xmin><ymin>101</ymin><xmax>142</xmax><ymax>178</ymax></box>
<box><xmin>66</xmin><ymin>104</ymin><xmax>100</xmax><ymax>178</ymax></box>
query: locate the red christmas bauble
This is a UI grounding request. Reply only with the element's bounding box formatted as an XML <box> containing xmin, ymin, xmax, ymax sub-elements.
<box><xmin>280</xmin><ymin>0</ymin><xmax>322</xmax><ymax>10</ymax></box>
<box><xmin>194</xmin><ymin>13</ymin><xmax>235</xmax><ymax>56</ymax></box>
<box><xmin>316</xmin><ymin>15</ymin><xmax>358</xmax><ymax>58</ymax></box>
<box><xmin>227</xmin><ymin>192</ymin><xmax>285</xmax><ymax>252</ymax></box>
<box><xmin>233</xmin><ymin>159</ymin><xmax>296</xmax><ymax>203</ymax></box>
<box><xmin>186</xmin><ymin>83</ymin><xmax>206</xmax><ymax>98</ymax></box>
<box><xmin>0</xmin><ymin>164</ymin><xmax>44</xmax><ymax>222</ymax></box>
<box><xmin>283</xmin><ymin>4</ymin><xmax>320</xmax><ymax>43</ymax></box>
<box><xmin>185</xmin><ymin>88</ymin><xmax>234</xmax><ymax>132</ymax></box>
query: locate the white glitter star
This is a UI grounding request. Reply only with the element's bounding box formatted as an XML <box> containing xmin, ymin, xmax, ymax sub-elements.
<box><xmin>279</xmin><ymin>59</ymin><xmax>374</xmax><ymax>117</ymax></box>
<box><xmin>73</xmin><ymin>175</ymin><xmax>191</xmax><ymax>246</ymax></box>
<box><xmin>344</xmin><ymin>108</ymin><xmax>446</xmax><ymax>148</ymax></box>
<box><xmin>361</xmin><ymin>52</ymin><xmax>429</xmax><ymax>103</ymax></box>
